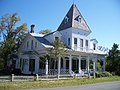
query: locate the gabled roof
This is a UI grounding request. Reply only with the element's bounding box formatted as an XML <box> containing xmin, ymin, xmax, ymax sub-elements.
<box><xmin>30</xmin><ymin>33</ymin><xmax>53</xmax><ymax>48</ymax></box>
<box><xmin>57</xmin><ymin>4</ymin><xmax>91</xmax><ymax>32</ymax></box>
<box><xmin>34</xmin><ymin>36</ymin><xmax>52</xmax><ymax>46</ymax></box>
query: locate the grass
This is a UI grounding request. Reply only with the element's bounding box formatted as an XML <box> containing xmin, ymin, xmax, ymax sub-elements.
<box><xmin>0</xmin><ymin>76</ymin><xmax>120</xmax><ymax>90</ymax></box>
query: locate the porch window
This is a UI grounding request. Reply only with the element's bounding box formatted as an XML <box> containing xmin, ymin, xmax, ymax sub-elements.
<box><xmin>22</xmin><ymin>59</ymin><xmax>25</xmax><ymax>71</ymax></box>
<box><xmin>61</xmin><ymin>58</ymin><xmax>63</xmax><ymax>68</ymax></box>
<box><xmin>20</xmin><ymin>58</ymin><xmax>22</xmax><ymax>68</ymax></box>
<box><xmin>39</xmin><ymin>57</ymin><xmax>45</xmax><ymax>69</ymax></box>
<box><xmin>29</xmin><ymin>59</ymin><xmax>35</xmax><ymax>72</ymax></box>
<box><xmin>81</xmin><ymin>60</ymin><xmax>86</xmax><ymax>69</ymax></box>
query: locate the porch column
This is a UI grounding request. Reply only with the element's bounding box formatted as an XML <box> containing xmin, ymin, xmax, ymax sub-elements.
<box><xmin>93</xmin><ymin>58</ymin><xmax>96</xmax><ymax>79</ymax></box>
<box><xmin>69</xmin><ymin>54</ymin><xmax>72</xmax><ymax>74</ymax></box>
<box><xmin>95</xmin><ymin>60</ymin><xmax>97</xmax><ymax>71</ymax></box>
<box><xmin>45</xmin><ymin>59</ymin><xmax>48</xmax><ymax>76</ymax></box>
<box><xmin>103</xmin><ymin>57</ymin><xmax>106</xmax><ymax>72</ymax></box>
<box><xmin>87</xmin><ymin>56</ymin><xmax>90</xmax><ymax>78</ymax></box>
<box><xmin>78</xmin><ymin>55</ymin><xmax>81</xmax><ymax>74</ymax></box>
<box><xmin>58</xmin><ymin>56</ymin><xmax>61</xmax><ymax>79</ymax></box>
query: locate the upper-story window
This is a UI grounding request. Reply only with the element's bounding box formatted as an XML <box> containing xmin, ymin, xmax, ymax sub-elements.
<box><xmin>55</xmin><ymin>37</ymin><xmax>59</xmax><ymax>41</ymax></box>
<box><xmin>68</xmin><ymin>38</ymin><xmax>70</xmax><ymax>46</ymax></box>
<box><xmin>80</xmin><ymin>39</ymin><xmax>83</xmax><ymax>50</ymax></box>
<box><xmin>27</xmin><ymin>41</ymin><xmax>29</xmax><ymax>48</ymax></box>
<box><xmin>86</xmin><ymin>40</ymin><xmax>88</xmax><ymax>47</ymax></box>
<box><xmin>74</xmin><ymin>38</ymin><xmax>77</xmax><ymax>45</ymax></box>
<box><xmin>93</xmin><ymin>43</ymin><xmax>96</xmax><ymax>50</ymax></box>
<box><xmin>31</xmin><ymin>40</ymin><xmax>33</xmax><ymax>49</ymax></box>
<box><xmin>35</xmin><ymin>42</ymin><xmax>37</xmax><ymax>48</ymax></box>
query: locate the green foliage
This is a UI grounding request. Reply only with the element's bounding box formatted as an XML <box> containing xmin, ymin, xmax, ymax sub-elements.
<box><xmin>39</xmin><ymin>29</ymin><xmax>51</xmax><ymax>35</ymax></box>
<box><xmin>48</xmin><ymin>39</ymin><xmax>67</xmax><ymax>59</ymax></box>
<box><xmin>0</xmin><ymin>13</ymin><xmax>27</xmax><ymax>68</ymax></box>
<box><xmin>95</xmin><ymin>72</ymin><xmax>112</xmax><ymax>78</ymax></box>
<box><xmin>106</xmin><ymin>43</ymin><xmax>120</xmax><ymax>76</ymax></box>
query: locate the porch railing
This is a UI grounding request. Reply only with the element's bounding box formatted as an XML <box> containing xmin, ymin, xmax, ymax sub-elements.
<box><xmin>39</xmin><ymin>69</ymin><xmax>69</xmax><ymax>75</ymax></box>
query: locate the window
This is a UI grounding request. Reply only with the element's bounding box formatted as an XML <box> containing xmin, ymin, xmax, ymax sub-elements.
<box><xmin>81</xmin><ymin>60</ymin><xmax>86</xmax><ymax>69</ymax></box>
<box><xmin>29</xmin><ymin>59</ymin><xmax>35</xmax><ymax>72</ymax></box>
<box><xmin>64</xmin><ymin>16</ymin><xmax>69</xmax><ymax>23</ymax></box>
<box><xmin>55</xmin><ymin>37</ymin><xmax>59</xmax><ymax>41</ymax></box>
<box><xmin>27</xmin><ymin>41</ymin><xmax>29</xmax><ymax>48</ymax></box>
<box><xmin>20</xmin><ymin>58</ymin><xmax>22</xmax><ymax>68</ymax></box>
<box><xmin>31</xmin><ymin>40</ymin><xmax>33</xmax><ymax>49</ymax></box>
<box><xmin>35</xmin><ymin>42</ymin><xmax>37</xmax><ymax>48</ymax></box>
<box><xmin>77</xmin><ymin>16</ymin><xmax>81</xmax><ymax>22</ymax></box>
<box><xmin>93</xmin><ymin>43</ymin><xmax>96</xmax><ymax>50</ymax></box>
<box><xmin>80</xmin><ymin>39</ymin><xmax>83</xmax><ymax>47</ymax></box>
<box><xmin>39</xmin><ymin>57</ymin><xmax>45</xmax><ymax>69</ymax></box>
<box><xmin>74</xmin><ymin>38</ymin><xmax>77</xmax><ymax>45</ymax></box>
<box><xmin>68</xmin><ymin>38</ymin><xmax>70</xmax><ymax>46</ymax></box>
<box><xmin>61</xmin><ymin>58</ymin><xmax>63</xmax><ymax>68</ymax></box>
<box><xmin>86</xmin><ymin>40</ymin><xmax>88</xmax><ymax>47</ymax></box>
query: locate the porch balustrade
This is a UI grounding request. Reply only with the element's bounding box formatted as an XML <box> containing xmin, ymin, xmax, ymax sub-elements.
<box><xmin>39</xmin><ymin>69</ymin><xmax>69</xmax><ymax>75</ymax></box>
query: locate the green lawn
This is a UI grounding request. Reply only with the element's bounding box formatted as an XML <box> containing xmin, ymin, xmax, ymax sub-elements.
<box><xmin>0</xmin><ymin>76</ymin><xmax>120</xmax><ymax>90</ymax></box>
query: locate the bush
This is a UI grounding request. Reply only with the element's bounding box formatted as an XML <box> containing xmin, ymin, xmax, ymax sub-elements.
<box><xmin>95</xmin><ymin>71</ymin><xmax>112</xmax><ymax>78</ymax></box>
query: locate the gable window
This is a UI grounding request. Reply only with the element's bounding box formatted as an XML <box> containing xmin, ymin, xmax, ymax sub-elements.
<box><xmin>64</xmin><ymin>16</ymin><xmax>69</xmax><ymax>23</ymax></box>
<box><xmin>74</xmin><ymin>38</ymin><xmax>77</xmax><ymax>45</ymax></box>
<box><xmin>93</xmin><ymin>43</ymin><xmax>96</xmax><ymax>50</ymax></box>
<box><xmin>27</xmin><ymin>41</ymin><xmax>29</xmax><ymax>48</ymax></box>
<box><xmin>31</xmin><ymin>40</ymin><xmax>33</xmax><ymax>49</ymax></box>
<box><xmin>35</xmin><ymin>42</ymin><xmax>37</xmax><ymax>48</ymax></box>
<box><xmin>68</xmin><ymin>38</ymin><xmax>70</xmax><ymax>46</ymax></box>
<box><xmin>55</xmin><ymin>37</ymin><xmax>59</xmax><ymax>41</ymax></box>
<box><xmin>77</xmin><ymin>16</ymin><xmax>81</xmax><ymax>22</ymax></box>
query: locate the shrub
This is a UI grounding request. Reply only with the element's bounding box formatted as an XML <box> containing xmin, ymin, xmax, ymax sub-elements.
<box><xmin>95</xmin><ymin>71</ymin><xmax>112</xmax><ymax>78</ymax></box>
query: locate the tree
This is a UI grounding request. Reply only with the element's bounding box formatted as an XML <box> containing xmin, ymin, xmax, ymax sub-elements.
<box><xmin>106</xmin><ymin>43</ymin><xmax>120</xmax><ymax>75</ymax></box>
<box><xmin>0</xmin><ymin>13</ymin><xmax>27</xmax><ymax>68</ymax></box>
<box><xmin>39</xmin><ymin>29</ymin><xmax>51</xmax><ymax>35</ymax></box>
<box><xmin>48</xmin><ymin>39</ymin><xmax>67</xmax><ymax>77</ymax></box>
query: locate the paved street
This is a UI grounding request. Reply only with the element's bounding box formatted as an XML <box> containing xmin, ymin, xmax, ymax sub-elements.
<box><xmin>29</xmin><ymin>81</ymin><xmax>120</xmax><ymax>90</ymax></box>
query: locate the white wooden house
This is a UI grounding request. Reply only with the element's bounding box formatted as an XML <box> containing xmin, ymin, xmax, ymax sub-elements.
<box><xmin>15</xmin><ymin>4</ymin><xmax>108</xmax><ymax>76</ymax></box>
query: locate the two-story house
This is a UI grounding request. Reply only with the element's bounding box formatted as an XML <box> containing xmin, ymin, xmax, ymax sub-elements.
<box><xmin>15</xmin><ymin>4</ymin><xmax>107</xmax><ymax>76</ymax></box>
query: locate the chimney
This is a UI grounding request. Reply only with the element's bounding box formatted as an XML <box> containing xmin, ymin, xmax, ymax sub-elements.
<box><xmin>30</xmin><ymin>24</ymin><xmax>35</xmax><ymax>33</ymax></box>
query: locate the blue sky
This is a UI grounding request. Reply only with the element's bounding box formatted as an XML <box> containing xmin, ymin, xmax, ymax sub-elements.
<box><xmin>0</xmin><ymin>0</ymin><xmax>120</xmax><ymax>49</ymax></box>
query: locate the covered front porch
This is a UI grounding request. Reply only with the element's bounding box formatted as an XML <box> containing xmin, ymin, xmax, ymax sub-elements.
<box><xmin>39</xmin><ymin>52</ymin><xmax>106</xmax><ymax>77</ymax></box>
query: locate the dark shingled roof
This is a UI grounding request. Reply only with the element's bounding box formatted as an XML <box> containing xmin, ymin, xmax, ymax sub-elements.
<box><xmin>57</xmin><ymin>4</ymin><xmax>91</xmax><ymax>32</ymax></box>
<box><xmin>34</xmin><ymin>36</ymin><xmax>52</xmax><ymax>46</ymax></box>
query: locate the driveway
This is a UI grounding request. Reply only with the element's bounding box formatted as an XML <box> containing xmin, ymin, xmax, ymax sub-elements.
<box><xmin>29</xmin><ymin>81</ymin><xmax>120</xmax><ymax>90</ymax></box>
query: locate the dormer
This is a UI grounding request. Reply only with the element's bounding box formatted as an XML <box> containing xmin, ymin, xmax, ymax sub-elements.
<box><xmin>44</xmin><ymin>31</ymin><xmax>62</xmax><ymax>44</ymax></box>
<box><xmin>90</xmin><ymin>39</ymin><xmax>98</xmax><ymax>50</ymax></box>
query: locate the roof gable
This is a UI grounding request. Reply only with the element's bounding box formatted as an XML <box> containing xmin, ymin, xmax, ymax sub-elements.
<box><xmin>57</xmin><ymin>4</ymin><xmax>91</xmax><ymax>33</ymax></box>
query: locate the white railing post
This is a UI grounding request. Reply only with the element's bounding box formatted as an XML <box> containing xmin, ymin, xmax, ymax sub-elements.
<box><xmin>11</xmin><ymin>74</ymin><xmax>14</xmax><ymax>82</ymax></box>
<box><xmin>35</xmin><ymin>74</ymin><xmax>38</xmax><ymax>81</ymax></box>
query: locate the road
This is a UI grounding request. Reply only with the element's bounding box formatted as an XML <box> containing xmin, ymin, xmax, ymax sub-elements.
<box><xmin>29</xmin><ymin>81</ymin><xmax>120</xmax><ymax>90</ymax></box>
